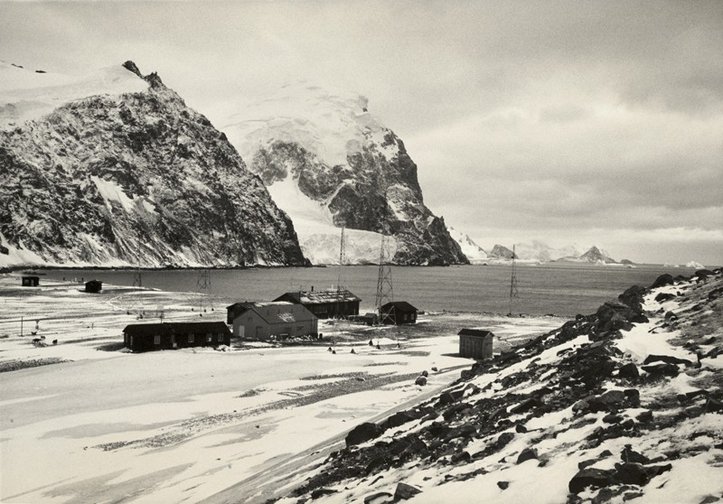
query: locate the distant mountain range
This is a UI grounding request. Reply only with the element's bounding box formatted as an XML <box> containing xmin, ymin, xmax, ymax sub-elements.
<box><xmin>446</xmin><ymin>227</ymin><xmax>624</xmax><ymax>265</ymax></box>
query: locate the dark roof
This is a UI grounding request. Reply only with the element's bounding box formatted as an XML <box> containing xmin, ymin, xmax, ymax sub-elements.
<box><xmin>123</xmin><ymin>321</ymin><xmax>230</xmax><ymax>337</ymax></box>
<box><xmin>22</xmin><ymin>275</ymin><xmax>40</xmax><ymax>279</ymax></box>
<box><xmin>86</xmin><ymin>279</ymin><xmax>102</xmax><ymax>285</ymax></box>
<box><xmin>382</xmin><ymin>301</ymin><xmax>418</xmax><ymax>312</ymax></box>
<box><xmin>228</xmin><ymin>301</ymin><xmax>317</xmax><ymax>325</ymax></box>
<box><xmin>275</xmin><ymin>289</ymin><xmax>361</xmax><ymax>305</ymax></box>
<box><xmin>458</xmin><ymin>328</ymin><xmax>494</xmax><ymax>338</ymax></box>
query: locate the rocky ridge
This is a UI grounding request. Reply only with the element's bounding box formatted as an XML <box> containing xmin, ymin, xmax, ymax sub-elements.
<box><xmin>0</xmin><ymin>61</ymin><xmax>306</xmax><ymax>267</ymax></box>
<box><xmin>279</xmin><ymin>269</ymin><xmax>723</xmax><ymax>503</ymax></box>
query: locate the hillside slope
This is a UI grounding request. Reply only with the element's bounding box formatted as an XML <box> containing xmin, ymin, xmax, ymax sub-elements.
<box><xmin>0</xmin><ymin>61</ymin><xmax>306</xmax><ymax>267</ymax></box>
<box><xmin>280</xmin><ymin>269</ymin><xmax>723</xmax><ymax>503</ymax></box>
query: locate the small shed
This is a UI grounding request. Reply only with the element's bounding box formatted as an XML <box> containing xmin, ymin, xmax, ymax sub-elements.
<box><xmin>123</xmin><ymin>321</ymin><xmax>231</xmax><ymax>352</ymax></box>
<box><xmin>21</xmin><ymin>275</ymin><xmax>40</xmax><ymax>287</ymax></box>
<box><xmin>274</xmin><ymin>288</ymin><xmax>361</xmax><ymax>319</ymax></box>
<box><xmin>227</xmin><ymin>301</ymin><xmax>318</xmax><ymax>340</ymax></box>
<box><xmin>380</xmin><ymin>301</ymin><xmax>418</xmax><ymax>325</ymax></box>
<box><xmin>458</xmin><ymin>329</ymin><xmax>494</xmax><ymax>359</ymax></box>
<box><xmin>85</xmin><ymin>280</ymin><xmax>103</xmax><ymax>293</ymax></box>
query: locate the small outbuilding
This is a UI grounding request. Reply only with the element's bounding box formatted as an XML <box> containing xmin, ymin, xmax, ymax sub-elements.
<box><xmin>227</xmin><ymin>301</ymin><xmax>318</xmax><ymax>340</ymax></box>
<box><xmin>274</xmin><ymin>288</ymin><xmax>361</xmax><ymax>319</ymax></box>
<box><xmin>458</xmin><ymin>329</ymin><xmax>494</xmax><ymax>359</ymax></box>
<box><xmin>21</xmin><ymin>275</ymin><xmax>40</xmax><ymax>287</ymax></box>
<box><xmin>123</xmin><ymin>321</ymin><xmax>231</xmax><ymax>352</ymax></box>
<box><xmin>380</xmin><ymin>301</ymin><xmax>418</xmax><ymax>325</ymax></box>
<box><xmin>85</xmin><ymin>280</ymin><xmax>103</xmax><ymax>293</ymax></box>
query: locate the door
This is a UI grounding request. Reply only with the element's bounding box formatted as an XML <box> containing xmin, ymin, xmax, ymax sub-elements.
<box><xmin>237</xmin><ymin>325</ymin><xmax>245</xmax><ymax>339</ymax></box>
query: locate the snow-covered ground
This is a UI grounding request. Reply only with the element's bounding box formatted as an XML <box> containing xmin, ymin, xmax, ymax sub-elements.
<box><xmin>0</xmin><ymin>274</ymin><xmax>561</xmax><ymax>503</ymax></box>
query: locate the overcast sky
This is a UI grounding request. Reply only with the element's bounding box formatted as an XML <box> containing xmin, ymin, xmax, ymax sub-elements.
<box><xmin>1</xmin><ymin>0</ymin><xmax>722</xmax><ymax>264</ymax></box>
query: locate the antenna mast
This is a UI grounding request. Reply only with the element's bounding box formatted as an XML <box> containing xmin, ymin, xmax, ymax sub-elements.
<box><xmin>508</xmin><ymin>244</ymin><xmax>519</xmax><ymax>316</ymax></box>
<box><xmin>337</xmin><ymin>225</ymin><xmax>346</xmax><ymax>290</ymax></box>
<box><xmin>197</xmin><ymin>269</ymin><xmax>212</xmax><ymax>314</ymax></box>
<box><xmin>375</xmin><ymin>190</ymin><xmax>394</xmax><ymax>322</ymax></box>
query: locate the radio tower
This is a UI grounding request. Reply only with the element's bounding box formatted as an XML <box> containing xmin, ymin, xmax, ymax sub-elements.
<box><xmin>508</xmin><ymin>244</ymin><xmax>519</xmax><ymax>316</ymax></box>
<box><xmin>337</xmin><ymin>225</ymin><xmax>346</xmax><ymax>290</ymax></box>
<box><xmin>375</xmin><ymin>192</ymin><xmax>394</xmax><ymax>323</ymax></box>
<box><xmin>131</xmin><ymin>229</ymin><xmax>145</xmax><ymax>318</ymax></box>
<box><xmin>196</xmin><ymin>269</ymin><xmax>212</xmax><ymax>314</ymax></box>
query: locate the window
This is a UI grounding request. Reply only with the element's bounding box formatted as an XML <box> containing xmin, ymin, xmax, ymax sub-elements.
<box><xmin>206</xmin><ymin>333</ymin><xmax>212</xmax><ymax>343</ymax></box>
<box><xmin>188</xmin><ymin>334</ymin><xmax>195</xmax><ymax>344</ymax></box>
<box><xmin>154</xmin><ymin>335</ymin><xmax>160</xmax><ymax>345</ymax></box>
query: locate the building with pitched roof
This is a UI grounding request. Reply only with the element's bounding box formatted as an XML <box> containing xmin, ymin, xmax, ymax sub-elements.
<box><xmin>122</xmin><ymin>321</ymin><xmax>231</xmax><ymax>352</ymax></box>
<box><xmin>226</xmin><ymin>301</ymin><xmax>318</xmax><ymax>340</ymax></box>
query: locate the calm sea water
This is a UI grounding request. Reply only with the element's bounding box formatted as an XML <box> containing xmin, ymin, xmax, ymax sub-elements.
<box><xmin>40</xmin><ymin>263</ymin><xmax>695</xmax><ymax>317</ymax></box>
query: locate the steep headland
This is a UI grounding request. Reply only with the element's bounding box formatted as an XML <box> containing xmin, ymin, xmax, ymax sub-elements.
<box><xmin>0</xmin><ymin>61</ymin><xmax>305</xmax><ymax>268</ymax></box>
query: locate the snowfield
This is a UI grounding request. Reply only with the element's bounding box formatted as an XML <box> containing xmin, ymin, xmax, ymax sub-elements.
<box><xmin>0</xmin><ymin>274</ymin><xmax>561</xmax><ymax>503</ymax></box>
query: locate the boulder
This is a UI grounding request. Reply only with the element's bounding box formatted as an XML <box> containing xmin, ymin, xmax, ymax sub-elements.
<box><xmin>415</xmin><ymin>375</ymin><xmax>428</xmax><ymax>386</ymax></box>
<box><xmin>643</xmin><ymin>354</ymin><xmax>692</xmax><ymax>367</ymax></box>
<box><xmin>641</xmin><ymin>362</ymin><xmax>679</xmax><ymax>377</ymax></box>
<box><xmin>363</xmin><ymin>492</ymin><xmax>394</xmax><ymax>504</ymax></box>
<box><xmin>394</xmin><ymin>482</ymin><xmax>422</xmax><ymax>500</ymax></box>
<box><xmin>621</xmin><ymin>445</ymin><xmax>649</xmax><ymax>464</ymax></box>
<box><xmin>651</xmin><ymin>274</ymin><xmax>675</xmax><ymax>289</ymax></box>
<box><xmin>654</xmin><ymin>292</ymin><xmax>676</xmax><ymax>303</ymax></box>
<box><xmin>615</xmin><ymin>462</ymin><xmax>672</xmax><ymax>485</ymax></box>
<box><xmin>311</xmin><ymin>488</ymin><xmax>338</xmax><ymax>499</ymax></box>
<box><xmin>568</xmin><ymin>468</ymin><xmax>615</xmax><ymax>493</ymax></box>
<box><xmin>636</xmin><ymin>410</ymin><xmax>653</xmax><ymax>423</ymax></box>
<box><xmin>497</xmin><ymin>481</ymin><xmax>510</xmax><ymax>490</ymax></box>
<box><xmin>346</xmin><ymin>422</ymin><xmax>383</xmax><ymax>447</ymax></box>
<box><xmin>516</xmin><ymin>447</ymin><xmax>538</xmax><ymax>464</ymax></box>
<box><xmin>618</xmin><ymin>363</ymin><xmax>639</xmax><ymax>379</ymax></box>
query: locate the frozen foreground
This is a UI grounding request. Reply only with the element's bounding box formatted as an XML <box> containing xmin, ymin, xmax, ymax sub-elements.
<box><xmin>0</xmin><ymin>274</ymin><xmax>561</xmax><ymax>503</ymax></box>
<box><xmin>274</xmin><ymin>270</ymin><xmax>723</xmax><ymax>504</ymax></box>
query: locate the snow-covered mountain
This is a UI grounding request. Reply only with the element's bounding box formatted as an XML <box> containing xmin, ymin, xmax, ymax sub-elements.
<box><xmin>0</xmin><ymin>61</ymin><xmax>305</xmax><ymax>268</ymax></box>
<box><xmin>558</xmin><ymin>245</ymin><xmax>618</xmax><ymax>264</ymax></box>
<box><xmin>447</xmin><ymin>226</ymin><xmax>488</xmax><ymax>264</ymax></box>
<box><xmin>513</xmin><ymin>240</ymin><xmax>581</xmax><ymax>262</ymax></box>
<box><xmin>488</xmin><ymin>244</ymin><xmax>516</xmax><ymax>260</ymax></box>
<box><xmin>218</xmin><ymin>82</ymin><xmax>468</xmax><ymax>266</ymax></box>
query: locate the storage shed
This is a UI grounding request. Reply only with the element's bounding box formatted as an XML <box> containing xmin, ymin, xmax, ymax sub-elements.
<box><xmin>458</xmin><ymin>329</ymin><xmax>494</xmax><ymax>359</ymax></box>
<box><xmin>227</xmin><ymin>301</ymin><xmax>318</xmax><ymax>340</ymax></box>
<box><xmin>85</xmin><ymin>280</ymin><xmax>103</xmax><ymax>293</ymax></box>
<box><xmin>123</xmin><ymin>321</ymin><xmax>231</xmax><ymax>352</ymax></box>
<box><xmin>21</xmin><ymin>275</ymin><xmax>40</xmax><ymax>287</ymax></box>
<box><xmin>274</xmin><ymin>288</ymin><xmax>361</xmax><ymax>319</ymax></box>
<box><xmin>380</xmin><ymin>301</ymin><xmax>418</xmax><ymax>325</ymax></box>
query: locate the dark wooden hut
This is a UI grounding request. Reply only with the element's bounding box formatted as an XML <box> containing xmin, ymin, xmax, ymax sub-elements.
<box><xmin>21</xmin><ymin>275</ymin><xmax>40</xmax><ymax>287</ymax></box>
<box><xmin>458</xmin><ymin>329</ymin><xmax>494</xmax><ymax>359</ymax></box>
<box><xmin>380</xmin><ymin>301</ymin><xmax>418</xmax><ymax>325</ymax></box>
<box><xmin>85</xmin><ymin>280</ymin><xmax>103</xmax><ymax>293</ymax></box>
<box><xmin>123</xmin><ymin>321</ymin><xmax>231</xmax><ymax>352</ymax></box>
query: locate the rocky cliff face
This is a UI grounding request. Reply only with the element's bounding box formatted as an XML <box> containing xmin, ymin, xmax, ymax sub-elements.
<box><xmin>0</xmin><ymin>61</ymin><xmax>306</xmax><ymax>267</ymax></box>
<box><xmin>219</xmin><ymin>83</ymin><xmax>468</xmax><ymax>266</ymax></box>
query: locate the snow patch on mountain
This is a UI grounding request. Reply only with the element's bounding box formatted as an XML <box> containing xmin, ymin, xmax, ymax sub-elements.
<box><xmin>447</xmin><ymin>226</ymin><xmax>488</xmax><ymax>264</ymax></box>
<box><xmin>0</xmin><ymin>61</ymin><xmax>148</xmax><ymax>130</ymax></box>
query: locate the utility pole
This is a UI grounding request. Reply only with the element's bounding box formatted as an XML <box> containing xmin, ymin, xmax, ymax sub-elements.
<box><xmin>508</xmin><ymin>244</ymin><xmax>519</xmax><ymax>316</ymax></box>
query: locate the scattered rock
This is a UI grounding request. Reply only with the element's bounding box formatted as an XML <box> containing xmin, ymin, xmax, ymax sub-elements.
<box><xmin>497</xmin><ymin>481</ymin><xmax>509</xmax><ymax>490</ymax></box>
<box><xmin>641</xmin><ymin>362</ymin><xmax>679</xmax><ymax>377</ymax></box>
<box><xmin>636</xmin><ymin>410</ymin><xmax>653</xmax><ymax>423</ymax></box>
<box><xmin>421</xmin><ymin>370</ymin><xmax>429</xmax><ymax>377</ymax></box>
<box><xmin>618</xmin><ymin>363</ymin><xmax>639</xmax><ymax>379</ymax></box>
<box><xmin>346</xmin><ymin>422</ymin><xmax>382</xmax><ymax>447</ymax></box>
<box><xmin>394</xmin><ymin>482</ymin><xmax>422</xmax><ymax>500</ymax></box>
<box><xmin>415</xmin><ymin>376</ymin><xmax>428</xmax><ymax>386</ymax></box>
<box><xmin>311</xmin><ymin>488</ymin><xmax>338</xmax><ymax>499</ymax></box>
<box><xmin>515</xmin><ymin>423</ymin><xmax>527</xmax><ymax>433</ymax></box>
<box><xmin>651</xmin><ymin>274</ymin><xmax>674</xmax><ymax>289</ymax></box>
<box><xmin>569</xmin><ymin>468</ymin><xmax>615</xmax><ymax>493</ymax></box>
<box><xmin>655</xmin><ymin>292</ymin><xmax>676</xmax><ymax>303</ymax></box>
<box><xmin>363</xmin><ymin>491</ymin><xmax>394</xmax><ymax>504</ymax></box>
<box><xmin>643</xmin><ymin>354</ymin><xmax>692</xmax><ymax>367</ymax></box>
<box><xmin>516</xmin><ymin>447</ymin><xmax>538</xmax><ymax>464</ymax></box>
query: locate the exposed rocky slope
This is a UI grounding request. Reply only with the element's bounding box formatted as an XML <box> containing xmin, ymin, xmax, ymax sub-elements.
<box><xmin>0</xmin><ymin>61</ymin><xmax>306</xmax><ymax>267</ymax></box>
<box><xmin>219</xmin><ymin>82</ymin><xmax>468</xmax><ymax>266</ymax></box>
<box><xmin>487</xmin><ymin>244</ymin><xmax>516</xmax><ymax>260</ymax></box>
<box><xmin>278</xmin><ymin>269</ymin><xmax>723</xmax><ymax>503</ymax></box>
<box><xmin>559</xmin><ymin>246</ymin><xmax>618</xmax><ymax>265</ymax></box>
